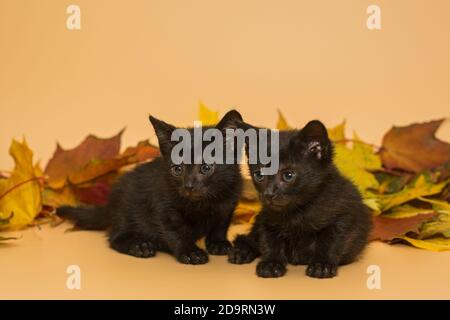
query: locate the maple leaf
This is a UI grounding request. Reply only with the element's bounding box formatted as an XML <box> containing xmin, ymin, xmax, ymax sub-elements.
<box><xmin>419</xmin><ymin>213</ymin><xmax>450</xmax><ymax>239</ymax></box>
<box><xmin>198</xmin><ymin>101</ymin><xmax>219</xmax><ymax>125</ymax></box>
<box><xmin>276</xmin><ymin>109</ymin><xmax>292</xmax><ymax>130</ymax></box>
<box><xmin>42</xmin><ymin>139</ymin><xmax>159</xmax><ymax>208</ymax></box>
<box><xmin>233</xmin><ymin>200</ymin><xmax>262</xmax><ymax>224</ymax></box>
<box><xmin>75</xmin><ymin>181</ymin><xmax>111</xmax><ymax>206</ymax></box>
<box><xmin>415</xmin><ymin>197</ymin><xmax>450</xmax><ymax>239</ymax></box>
<box><xmin>327</xmin><ymin>120</ymin><xmax>346</xmax><ymax>142</ymax></box>
<box><xmin>0</xmin><ymin>139</ymin><xmax>43</xmax><ymax>229</ymax></box>
<box><xmin>385</xmin><ymin>204</ymin><xmax>435</xmax><ymax>219</ymax></box>
<box><xmin>375</xmin><ymin>171</ymin><xmax>411</xmax><ymax>194</ymax></box>
<box><xmin>399</xmin><ymin>236</ymin><xmax>450</xmax><ymax>252</ymax></box>
<box><xmin>69</xmin><ymin>140</ymin><xmax>159</xmax><ymax>186</ymax></box>
<box><xmin>380</xmin><ymin>119</ymin><xmax>450</xmax><ymax>173</ymax></box>
<box><xmin>42</xmin><ymin>186</ymin><xmax>78</xmax><ymax>208</ymax></box>
<box><xmin>379</xmin><ymin>174</ymin><xmax>448</xmax><ymax>211</ymax></box>
<box><xmin>45</xmin><ymin>130</ymin><xmax>124</xmax><ymax>189</ymax></box>
<box><xmin>121</xmin><ymin>140</ymin><xmax>160</xmax><ymax>163</ymax></box>
<box><xmin>334</xmin><ymin>133</ymin><xmax>382</xmax><ymax>194</ymax></box>
<box><xmin>418</xmin><ymin>196</ymin><xmax>450</xmax><ymax>210</ymax></box>
<box><xmin>240</xmin><ymin>178</ymin><xmax>259</xmax><ymax>202</ymax></box>
<box><xmin>370</xmin><ymin>212</ymin><xmax>438</xmax><ymax>241</ymax></box>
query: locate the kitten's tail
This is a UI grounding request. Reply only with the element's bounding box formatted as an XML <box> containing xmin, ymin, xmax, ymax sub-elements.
<box><xmin>56</xmin><ymin>205</ymin><xmax>110</xmax><ymax>230</ymax></box>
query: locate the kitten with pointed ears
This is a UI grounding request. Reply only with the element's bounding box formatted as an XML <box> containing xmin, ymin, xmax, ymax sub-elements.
<box><xmin>228</xmin><ymin>120</ymin><xmax>372</xmax><ymax>278</ymax></box>
<box><xmin>57</xmin><ymin>110</ymin><xmax>243</xmax><ymax>264</ymax></box>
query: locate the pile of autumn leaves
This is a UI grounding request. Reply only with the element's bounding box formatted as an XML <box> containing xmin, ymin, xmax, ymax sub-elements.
<box><xmin>1</xmin><ymin>104</ymin><xmax>450</xmax><ymax>251</ymax></box>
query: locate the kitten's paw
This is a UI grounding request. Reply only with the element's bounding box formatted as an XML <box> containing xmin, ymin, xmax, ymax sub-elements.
<box><xmin>306</xmin><ymin>262</ymin><xmax>337</xmax><ymax>278</ymax></box>
<box><xmin>206</xmin><ymin>240</ymin><xmax>232</xmax><ymax>255</ymax></box>
<box><xmin>177</xmin><ymin>248</ymin><xmax>209</xmax><ymax>265</ymax></box>
<box><xmin>256</xmin><ymin>261</ymin><xmax>286</xmax><ymax>278</ymax></box>
<box><xmin>128</xmin><ymin>241</ymin><xmax>156</xmax><ymax>258</ymax></box>
<box><xmin>228</xmin><ymin>245</ymin><xmax>257</xmax><ymax>264</ymax></box>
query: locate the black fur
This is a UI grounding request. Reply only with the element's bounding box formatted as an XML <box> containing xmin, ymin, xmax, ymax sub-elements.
<box><xmin>57</xmin><ymin>110</ymin><xmax>243</xmax><ymax>264</ymax></box>
<box><xmin>228</xmin><ymin>120</ymin><xmax>372</xmax><ymax>278</ymax></box>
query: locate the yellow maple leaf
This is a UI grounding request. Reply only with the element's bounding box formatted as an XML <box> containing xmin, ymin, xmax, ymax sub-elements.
<box><xmin>42</xmin><ymin>186</ymin><xmax>78</xmax><ymax>208</ymax></box>
<box><xmin>385</xmin><ymin>204</ymin><xmax>435</xmax><ymax>219</ymax></box>
<box><xmin>400</xmin><ymin>236</ymin><xmax>450</xmax><ymax>252</ymax></box>
<box><xmin>0</xmin><ymin>139</ymin><xmax>42</xmax><ymax>230</ymax></box>
<box><xmin>415</xmin><ymin>197</ymin><xmax>450</xmax><ymax>239</ymax></box>
<box><xmin>418</xmin><ymin>197</ymin><xmax>450</xmax><ymax>211</ymax></box>
<box><xmin>419</xmin><ymin>213</ymin><xmax>450</xmax><ymax>239</ymax></box>
<box><xmin>379</xmin><ymin>175</ymin><xmax>447</xmax><ymax>211</ymax></box>
<box><xmin>198</xmin><ymin>101</ymin><xmax>219</xmax><ymax>125</ymax></box>
<box><xmin>328</xmin><ymin>120</ymin><xmax>346</xmax><ymax>142</ymax></box>
<box><xmin>334</xmin><ymin>133</ymin><xmax>382</xmax><ymax>194</ymax></box>
<box><xmin>276</xmin><ymin>109</ymin><xmax>292</xmax><ymax>130</ymax></box>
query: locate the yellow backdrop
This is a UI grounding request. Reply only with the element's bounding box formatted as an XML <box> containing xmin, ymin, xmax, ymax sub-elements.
<box><xmin>1</xmin><ymin>0</ymin><xmax>449</xmax><ymax>167</ymax></box>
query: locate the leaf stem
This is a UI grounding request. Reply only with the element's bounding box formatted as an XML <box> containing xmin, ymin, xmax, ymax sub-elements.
<box><xmin>0</xmin><ymin>176</ymin><xmax>45</xmax><ymax>201</ymax></box>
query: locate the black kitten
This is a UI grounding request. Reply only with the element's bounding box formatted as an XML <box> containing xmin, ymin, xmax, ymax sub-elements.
<box><xmin>57</xmin><ymin>110</ymin><xmax>243</xmax><ymax>264</ymax></box>
<box><xmin>228</xmin><ymin>120</ymin><xmax>372</xmax><ymax>278</ymax></box>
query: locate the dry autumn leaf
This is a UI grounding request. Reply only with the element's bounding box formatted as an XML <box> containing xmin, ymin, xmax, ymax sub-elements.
<box><xmin>198</xmin><ymin>101</ymin><xmax>219</xmax><ymax>125</ymax></box>
<box><xmin>276</xmin><ymin>109</ymin><xmax>292</xmax><ymax>130</ymax></box>
<box><xmin>42</xmin><ymin>139</ymin><xmax>159</xmax><ymax>209</ymax></box>
<box><xmin>0</xmin><ymin>139</ymin><xmax>43</xmax><ymax>229</ymax></box>
<box><xmin>385</xmin><ymin>204</ymin><xmax>435</xmax><ymax>219</ymax></box>
<box><xmin>334</xmin><ymin>133</ymin><xmax>382</xmax><ymax>194</ymax></box>
<box><xmin>240</xmin><ymin>178</ymin><xmax>259</xmax><ymax>202</ymax></box>
<box><xmin>328</xmin><ymin>120</ymin><xmax>346</xmax><ymax>142</ymax></box>
<box><xmin>418</xmin><ymin>196</ymin><xmax>450</xmax><ymax>210</ymax></box>
<box><xmin>380</xmin><ymin>119</ymin><xmax>450</xmax><ymax>173</ymax></box>
<box><xmin>370</xmin><ymin>212</ymin><xmax>438</xmax><ymax>241</ymax></box>
<box><xmin>70</xmin><ymin>140</ymin><xmax>159</xmax><ymax>185</ymax></box>
<box><xmin>375</xmin><ymin>172</ymin><xmax>411</xmax><ymax>195</ymax></box>
<box><xmin>121</xmin><ymin>140</ymin><xmax>160</xmax><ymax>163</ymax></box>
<box><xmin>45</xmin><ymin>130</ymin><xmax>124</xmax><ymax>189</ymax></box>
<box><xmin>419</xmin><ymin>213</ymin><xmax>450</xmax><ymax>239</ymax></box>
<box><xmin>379</xmin><ymin>174</ymin><xmax>448</xmax><ymax>211</ymax></box>
<box><xmin>233</xmin><ymin>200</ymin><xmax>262</xmax><ymax>224</ymax></box>
<box><xmin>75</xmin><ymin>181</ymin><xmax>111</xmax><ymax>206</ymax></box>
<box><xmin>399</xmin><ymin>236</ymin><xmax>450</xmax><ymax>252</ymax></box>
<box><xmin>42</xmin><ymin>185</ymin><xmax>78</xmax><ymax>208</ymax></box>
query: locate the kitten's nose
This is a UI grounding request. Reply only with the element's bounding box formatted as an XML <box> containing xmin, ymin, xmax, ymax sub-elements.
<box><xmin>263</xmin><ymin>192</ymin><xmax>275</xmax><ymax>201</ymax></box>
<box><xmin>184</xmin><ymin>185</ymin><xmax>194</xmax><ymax>193</ymax></box>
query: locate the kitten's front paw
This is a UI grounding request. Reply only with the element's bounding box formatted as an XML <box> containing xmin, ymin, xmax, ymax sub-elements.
<box><xmin>206</xmin><ymin>240</ymin><xmax>232</xmax><ymax>255</ymax></box>
<box><xmin>256</xmin><ymin>261</ymin><xmax>286</xmax><ymax>278</ymax></box>
<box><xmin>228</xmin><ymin>244</ymin><xmax>257</xmax><ymax>264</ymax></box>
<box><xmin>177</xmin><ymin>248</ymin><xmax>209</xmax><ymax>265</ymax></box>
<box><xmin>128</xmin><ymin>241</ymin><xmax>156</xmax><ymax>258</ymax></box>
<box><xmin>306</xmin><ymin>262</ymin><xmax>337</xmax><ymax>278</ymax></box>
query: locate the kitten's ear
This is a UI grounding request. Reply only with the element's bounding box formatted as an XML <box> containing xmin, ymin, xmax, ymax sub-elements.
<box><xmin>216</xmin><ymin>109</ymin><xmax>243</xmax><ymax>131</ymax></box>
<box><xmin>149</xmin><ymin>116</ymin><xmax>176</xmax><ymax>157</ymax></box>
<box><xmin>299</xmin><ymin>120</ymin><xmax>331</xmax><ymax>161</ymax></box>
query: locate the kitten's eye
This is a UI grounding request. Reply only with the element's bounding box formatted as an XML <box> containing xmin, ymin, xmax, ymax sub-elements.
<box><xmin>282</xmin><ymin>171</ymin><xmax>296</xmax><ymax>183</ymax></box>
<box><xmin>171</xmin><ymin>165</ymin><xmax>183</xmax><ymax>176</ymax></box>
<box><xmin>253</xmin><ymin>170</ymin><xmax>264</xmax><ymax>183</ymax></box>
<box><xmin>200</xmin><ymin>163</ymin><xmax>213</xmax><ymax>174</ymax></box>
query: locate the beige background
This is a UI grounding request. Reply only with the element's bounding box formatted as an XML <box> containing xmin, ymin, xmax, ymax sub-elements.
<box><xmin>2</xmin><ymin>223</ymin><xmax>450</xmax><ymax>300</ymax></box>
<box><xmin>1</xmin><ymin>0</ymin><xmax>450</xmax><ymax>299</ymax></box>
<box><xmin>1</xmin><ymin>0</ymin><xmax>449</xmax><ymax>168</ymax></box>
